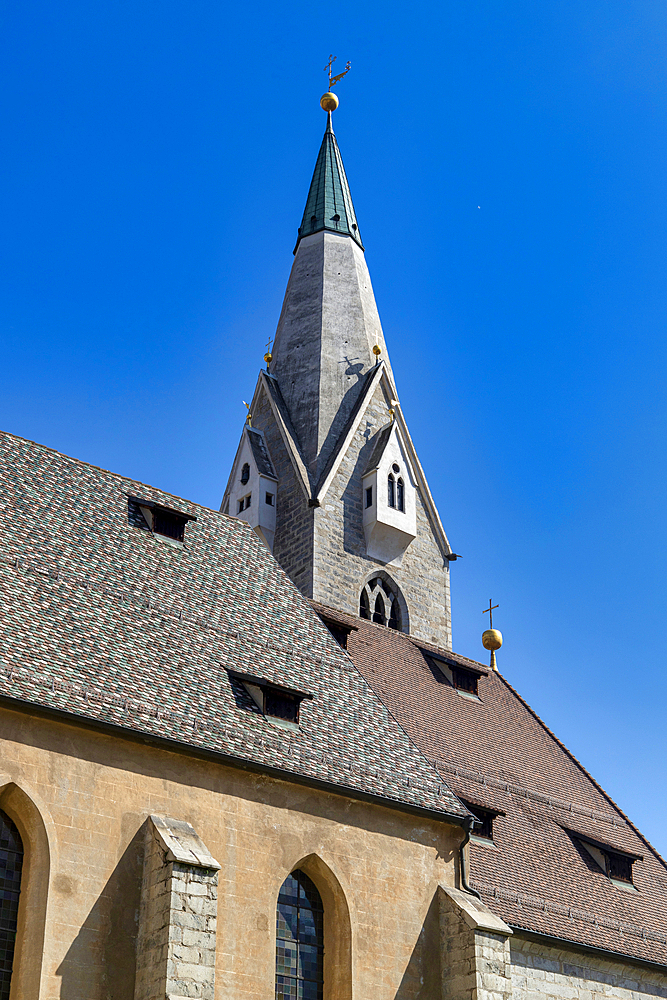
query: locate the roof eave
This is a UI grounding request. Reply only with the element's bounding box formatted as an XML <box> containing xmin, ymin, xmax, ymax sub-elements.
<box><xmin>0</xmin><ymin>691</ymin><xmax>470</xmax><ymax>829</ymax></box>
<box><xmin>293</xmin><ymin>225</ymin><xmax>364</xmax><ymax>256</ymax></box>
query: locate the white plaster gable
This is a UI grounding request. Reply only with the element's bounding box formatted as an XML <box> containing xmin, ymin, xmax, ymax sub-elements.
<box><xmin>223</xmin><ymin>426</ymin><xmax>278</xmax><ymax>551</ymax></box>
<box><xmin>362</xmin><ymin>422</ymin><xmax>417</xmax><ymax>567</ymax></box>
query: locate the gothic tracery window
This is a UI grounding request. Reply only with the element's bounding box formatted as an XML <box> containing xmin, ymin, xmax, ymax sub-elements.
<box><xmin>276</xmin><ymin>869</ymin><xmax>324</xmax><ymax>1000</ymax></box>
<box><xmin>387</xmin><ymin>474</ymin><xmax>395</xmax><ymax>508</ymax></box>
<box><xmin>0</xmin><ymin>811</ymin><xmax>23</xmax><ymax>1000</ymax></box>
<box><xmin>359</xmin><ymin>577</ymin><xmax>404</xmax><ymax>632</ymax></box>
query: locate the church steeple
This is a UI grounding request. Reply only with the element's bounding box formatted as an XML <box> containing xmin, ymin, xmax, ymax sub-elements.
<box><xmin>222</xmin><ymin>92</ymin><xmax>454</xmax><ymax>649</ymax></box>
<box><xmin>295</xmin><ymin>114</ymin><xmax>363</xmax><ymax>253</ymax></box>
<box><xmin>268</xmin><ymin>109</ymin><xmax>394</xmax><ymax>484</ymax></box>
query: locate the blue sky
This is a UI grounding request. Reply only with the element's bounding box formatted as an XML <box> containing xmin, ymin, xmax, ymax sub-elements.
<box><xmin>2</xmin><ymin>1</ymin><xmax>666</xmax><ymax>854</ymax></box>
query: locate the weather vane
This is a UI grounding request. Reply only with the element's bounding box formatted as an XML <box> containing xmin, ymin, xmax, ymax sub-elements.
<box><xmin>243</xmin><ymin>401</ymin><xmax>252</xmax><ymax>427</ymax></box>
<box><xmin>321</xmin><ymin>55</ymin><xmax>351</xmax><ymax>113</ymax></box>
<box><xmin>481</xmin><ymin>599</ymin><xmax>503</xmax><ymax>672</ymax></box>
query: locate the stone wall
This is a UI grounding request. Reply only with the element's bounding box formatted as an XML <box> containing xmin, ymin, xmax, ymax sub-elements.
<box><xmin>252</xmin><ymin>387</ymin><xmax>315</xmax><ymax>598</ymax></box>
<box><xmin>312</xmin><ymin>379</ymin><xmax>452</xmax><ymax>647</ymax></box>
<box><xmin>135</xmin><ymin>816</ymin><xmax>219</xmax><ymax>1000</ymax></box>
<box><xmin>511</xmin><ymin>935</ymin><xmax>667</xmax><ymax>1000</ymax></box>
<box><xmin>439</xmin><ymin>884</ymin><xmax>513</xmax><ymax>1000</ymax></box>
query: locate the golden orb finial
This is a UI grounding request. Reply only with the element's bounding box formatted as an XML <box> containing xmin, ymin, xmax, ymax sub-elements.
<box><xmin>482</xmin><ymin>599</ymin><xmax>502</xmax><ymax>671</ymax></box>
<box><xmin>372</xmin><ymin>344</ymin><xmax>382</xmax><ymax>363</ymax></box>
<box><xmin>320</xmin><ymin>92</ymin><xmax>339</xmax><ymax>112</ymax></box>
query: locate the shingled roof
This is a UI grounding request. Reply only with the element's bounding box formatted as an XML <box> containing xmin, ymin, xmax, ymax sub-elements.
<box><xmin>313</xmin><ymin>601</ymin><xmax>667</xmax><ymax>968</ymax></box>
<box><xmin>0</xmin><ymin>429</ymin><xmax>468</xmax><ymax>822</ymax></box>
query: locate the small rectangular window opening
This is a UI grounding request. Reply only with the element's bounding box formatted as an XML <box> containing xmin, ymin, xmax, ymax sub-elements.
<box><xmin>238</xmin><ymin>494</ymin><xmax>252</xmax><ymax>513</ymax></box>
<box><xmin>452</xmin><ymin>666</ymin><xmax>479</xmax><ymax>696</ymax></box>
<box><xmin>461</xmin><ymin>800</ymin><xmax>498</xmax><ymax>841</ymax></box>
<box><xmin>264</xmin><ymin>689</ymin><xmax>299</xmax><ymax>723</ymax></box>
<box><xmin>573</xmin><ymin>832</ymin><xmax>640</xmax><ymax>888</ymax></box>
<box><xmin>365</xmin><ymin>486</ymin><xmax>373</xmax><ymax>508</ymax></box>
<box><xmin>245</xmin><ymin>493</ymin><xmax>251</xmax><ymax>509</ymax></box>
<box><xmin>608</xmin><ymin>852</ymin><xmax>633</xmax><ymax>883</ymax></box>
<box><xmin>153</xmin><ymin>510</ymin><xmax>186</xmax><ymax>541</ymax></box>
<box><xmin>238</xmin><ymin>499</ymin><xmax>244</xmax><ymax>514</ymax></box>
<box><xmin>265</xmin><ymin>492</ymin><xmax>274</xmax><ymax>506</ymax></box>
<box><xmin>128</xmin><ymin>496</ymin><xmax>195</xmax><ymax>543</ymax></box>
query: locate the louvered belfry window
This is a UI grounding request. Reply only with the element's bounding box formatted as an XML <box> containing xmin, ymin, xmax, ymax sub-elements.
<box><xmin>276</xmin><ymin>870</ymin><xmax>324</xmax><ymax>1000</ymax></box>
<box><xmin>0</xmin><ymin>811</ymin><xmax>23</xmax><ymax>1000</ymax></box>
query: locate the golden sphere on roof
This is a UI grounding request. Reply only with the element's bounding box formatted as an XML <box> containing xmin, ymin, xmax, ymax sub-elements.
<box><xmin>320</xmin><ymin>92</ymin><xmax>339</xmax><ymax>112</ymax></box>
<box><xmin>482</xmin><ymin>628</ymin><xmax>503</xmax><ymax>651</ymax></box>
<box><xmin>372</xmin><ymin>344</ymin><xmax>382</xmax><ymax>357</ymax></box>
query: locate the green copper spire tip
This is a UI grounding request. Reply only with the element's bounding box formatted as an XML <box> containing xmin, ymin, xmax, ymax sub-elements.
<box><xmin>294</xmin><ymin>117</ymin><xmax>363</xmax><ymax>255</ymax></box>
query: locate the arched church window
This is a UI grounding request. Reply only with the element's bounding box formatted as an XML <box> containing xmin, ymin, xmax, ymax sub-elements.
<box><xmin>387</xmin><ymin>474</ymin><xmax>395</xmax><ymax>508</ymax></box>
<box><xmin>0</xmin><ymin>810</ymin><xmax>24</xmax><ymax>1000</ymax></box>
<box><xmin>276</xmin><ymin>869</ymin><xmax>324</xmax><ymax>1000</ymax></box>
<box><xmin>359</xmin><ymin>577</ymin><xmax>405</xmax><ymax>633</ymax></box>
<box><xmin>373</xmin><ymin>593</ymin><xmax>386</xmax><ymax>625</ymax></box>
<box><xmin>241</xmin><ymin>463</ymin><xmax>250</xmax><ymax>485</ymax></box>
<box><xmin>396</xmin><ymin>478</ymin><xmax>404</xmax><ymax>512</ymax></box>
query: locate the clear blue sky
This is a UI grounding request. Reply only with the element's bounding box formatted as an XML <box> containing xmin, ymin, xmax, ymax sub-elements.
<box><xmin>2</xmin><ymin>1</ymin><xmax>666</xmax><ymax>855</ymax></box>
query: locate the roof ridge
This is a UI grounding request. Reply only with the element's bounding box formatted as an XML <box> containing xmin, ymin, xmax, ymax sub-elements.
<box><xmin>495</xmin><ymin>670</ymin><xmax>667</xmax><ymax>876</ymax></box>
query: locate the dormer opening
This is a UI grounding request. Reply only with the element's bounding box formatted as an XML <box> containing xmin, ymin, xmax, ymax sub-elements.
<box><xmin>241</xmin><ymin>463</ymin><xmax>250</xmax><ymax>484</ymax></box>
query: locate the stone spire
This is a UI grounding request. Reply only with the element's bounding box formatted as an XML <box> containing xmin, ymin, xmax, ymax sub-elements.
<box><xmin>269</xmin><ymin>114</ymin><xmax>395</xmax><ymax>485</ymax></box>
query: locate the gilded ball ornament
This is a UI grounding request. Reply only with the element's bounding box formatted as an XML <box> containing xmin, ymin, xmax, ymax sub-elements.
<box><xmin>482</xmin><ymin>628</ymin><xmax>503</xmax><ymax>652</ymax></box>
<box><xmin>320</xmin><ymin>92</ymin><xmax>339</xmax><ymax>112</ymax></box>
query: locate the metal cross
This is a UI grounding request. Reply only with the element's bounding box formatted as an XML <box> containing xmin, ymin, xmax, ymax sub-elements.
<box><xmin>482</xmin><ymin>599</ymin><xmax>499</xmax><ymax>628</ymax></box>
<box><xmin>265</xmin><ymin>335</ymin><xmax>273</xmax><ymax>355</ymax></box>
<box><xmin>324</xmin><ymin>54</ymin><xmax>351</xmax><ymax>89</ymax></box>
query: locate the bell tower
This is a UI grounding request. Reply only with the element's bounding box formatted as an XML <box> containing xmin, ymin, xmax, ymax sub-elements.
<box><xmin>222</xmin><ymin>89</ymin><xmax>456</xmax><ymax>648</ymax></box>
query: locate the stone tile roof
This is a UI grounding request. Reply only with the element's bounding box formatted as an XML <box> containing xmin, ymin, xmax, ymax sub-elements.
<box><xmin>312</xmin><ymin>602</ymin><xmax>667</xmax><ymax>967</ymax></box>
<box><xmin>0</xmin><ymin>430</ymin><xmax>468</xmax><ymax>822</ymax></box>
<box><xmin>246</xmin><ymin>428</ymin><xmax>277</xmax><ymax>478</ymax></box>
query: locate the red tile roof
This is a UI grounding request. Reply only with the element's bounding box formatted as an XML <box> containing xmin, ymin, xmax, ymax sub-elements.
<box><xmin>313</xmin><ymin>602</ymin><xmax>667</xmax><ymax>967</ymax></box>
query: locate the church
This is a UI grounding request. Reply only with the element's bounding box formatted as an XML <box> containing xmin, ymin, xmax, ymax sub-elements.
<box><xmin>0</xmin><ymin>87</ymin><xmax>665</xmax><ymax>1000</ymax></box>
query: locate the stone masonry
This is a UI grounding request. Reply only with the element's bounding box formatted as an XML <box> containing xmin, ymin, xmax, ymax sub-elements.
<box><xmin>134</xmin><ymin>815</ymin><xmax>220</xmax><ymax>1000</ymax></box>
<box><xmin>439</xmin><ymin>884</ymin><xmax>514</xmax><ymax>1000</ymax></box>
<box><xmin>249</xmin><ymin>375</ymin><xmax>452</xmax><ymax>647</ymax></box>
<box><xmin>510</xmin><ymin>935</ymin><xmax>667</xmax><ymax>1000</ymax></box>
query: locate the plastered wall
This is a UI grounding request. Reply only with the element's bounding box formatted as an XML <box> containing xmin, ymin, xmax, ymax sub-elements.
<box><xmin>0</xmin><ymin>704</ymin><xmax>461</xmax><ymax>1000</ymax></box>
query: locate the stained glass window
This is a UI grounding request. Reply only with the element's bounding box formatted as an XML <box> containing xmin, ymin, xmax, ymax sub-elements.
<box><xmin>276</xmin><ymin>869</ymin><xmax>324</xmax><ymax>1000</ymax></box>
<box><xmin>0</xmin><ymin>811</ymin><xmax>23</xmax><ymax>1000</ymax></box>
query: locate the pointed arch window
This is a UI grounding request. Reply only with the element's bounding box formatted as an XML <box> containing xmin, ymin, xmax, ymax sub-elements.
<box><xmin>241</xmin><ymin>463</ymin><xmax>250</xmax><ymax>485</ymax></box>
<box><xmin>373</xmin><ymin>593</ymin><xmax>386</xmax><ymax>625</ymax></box>
<box><xmin>396</xmin><ymin>478</ymin><xmax>404</xmax><ymax>512</ymax></box>
<box><xmin>387</xmin><ymin>474</ymin><xmax>395</xmax><ymax>508</ymax></box>
<box><xmin>0</xmin><ymin>811</ymin><xmax>24</xmax><ymax>1000</ymax></box>
<box><xmin>276</xmin><ymin>869</ymin><xmax>324</xmax><ymax>1000</ymax></box>
<box><xmin>359</xmin><ymin>576</ymin><xmax>404</xmax><ymax>632</ymax></box>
